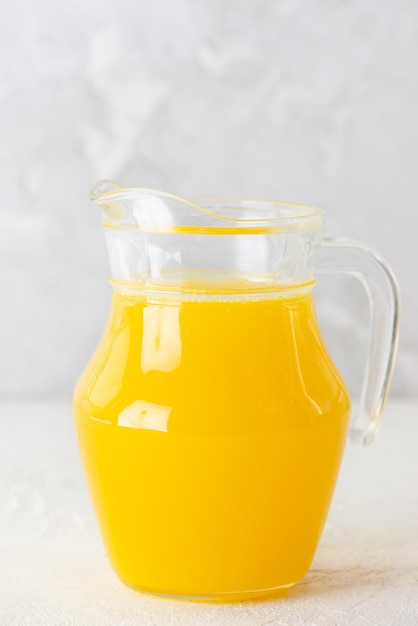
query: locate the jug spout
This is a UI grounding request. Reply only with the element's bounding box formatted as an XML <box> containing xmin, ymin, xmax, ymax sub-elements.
<box><xmin>89</xmin><ymin>179</ymin><xmax>123</xmax><ymax>199</ymax></box>
<box><xmin>89</xmin><ymin>179</ymin><xmax>133</xmax><ymax>225</ymax></box>
<box><xmin>89</xmin><ymin>179</ymin><xmax>220</xmax><ymax>231</ymax></box>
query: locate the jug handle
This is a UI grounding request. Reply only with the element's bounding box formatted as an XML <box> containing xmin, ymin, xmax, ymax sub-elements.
<box><xmin>316</xmin><ymin>238</ymin><xmax>400</xmax><ymax>446</ymax></box>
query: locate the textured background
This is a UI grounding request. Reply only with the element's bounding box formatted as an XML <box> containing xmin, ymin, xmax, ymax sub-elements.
<box><xmin>0</xmin><ymin>0</ymin><xmax>416</xmax><ymax>398</ymax></box>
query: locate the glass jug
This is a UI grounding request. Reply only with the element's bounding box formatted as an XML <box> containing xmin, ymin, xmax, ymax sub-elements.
<box><xmin>73</xmin><ymin>180</ymin><xmax>399</xmax><ymax>601</ymax></box>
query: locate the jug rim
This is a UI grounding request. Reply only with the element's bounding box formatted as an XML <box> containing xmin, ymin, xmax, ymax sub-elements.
<box><xmin>89</xmin><ymin>180</ymin><xmax>325</xmax><ymax>233</ymax></box>
<box><xmin>90</xmin><ymin>184</ymin><xmax>324</xmax><ymax>217</ymax></box>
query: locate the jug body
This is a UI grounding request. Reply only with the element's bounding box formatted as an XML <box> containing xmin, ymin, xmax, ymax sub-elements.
<box><xmin>73</xmin><ymin>183</ymin><xmax>399</xmax><ymax>601</ymax></box>
<box><xmin>74</xmin><ymin>287</ymin><xmax>350</xmax><ymax>600</ymax></box>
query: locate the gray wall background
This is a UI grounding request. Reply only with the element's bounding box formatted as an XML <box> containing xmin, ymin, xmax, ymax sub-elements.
<box><xmin>0</xmin><ymin>0</ymin><xmax>415</xmax><ymax>398</ymax></box>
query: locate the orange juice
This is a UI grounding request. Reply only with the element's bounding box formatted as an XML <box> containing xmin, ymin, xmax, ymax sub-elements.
<box><xmin>73</xmin><ymin>286</ymin><xmax>350</xmax><ymax>600</ymax></box>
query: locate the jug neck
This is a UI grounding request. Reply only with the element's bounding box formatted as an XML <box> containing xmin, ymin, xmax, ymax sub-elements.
<box><xmin>90</xmin><ymin>180</ymin><xmax>325</xmax><ymax>295</ymax></box>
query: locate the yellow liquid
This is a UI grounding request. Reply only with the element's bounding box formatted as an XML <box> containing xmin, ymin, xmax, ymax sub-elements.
<box><xmin>73</xmin><ymin>287</ymin><xmax>350</xmax><ymax>600</ymax></box>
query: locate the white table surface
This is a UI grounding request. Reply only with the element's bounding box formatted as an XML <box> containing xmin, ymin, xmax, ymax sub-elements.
<box><xmin>1</xmin><ymin>400</ymin><xmax>417</xmax><ymax>626</ymax></box>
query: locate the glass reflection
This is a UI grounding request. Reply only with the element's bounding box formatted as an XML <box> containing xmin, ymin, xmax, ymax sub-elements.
<box><xmin>118</xmin><ymin>399</ymin><xmax>171</xmax><ymax>432</ymax></box>
<box><xmin>141</xmin><ymin>304</ymin><xmax>182</xmax><ymax>373</ymax></box>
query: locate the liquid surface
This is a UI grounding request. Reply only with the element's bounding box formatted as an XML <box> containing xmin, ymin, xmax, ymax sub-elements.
<box><xmin>73</xmin><ymin>288</ymin><xmax>350</xmax><ymax>599</ymax></box>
